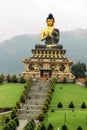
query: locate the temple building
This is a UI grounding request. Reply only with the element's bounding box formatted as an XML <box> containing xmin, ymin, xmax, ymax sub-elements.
<box><xmin>21</xmin><ymin>14</ymin><xmax>74</xmax><ymax>82</ymax></box>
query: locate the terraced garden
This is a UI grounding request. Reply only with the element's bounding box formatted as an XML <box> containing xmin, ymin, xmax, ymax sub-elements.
<box><xmin>43</xmin><ymin>84</ymin><xmax>87</xmax><ymax>130</ymax></box>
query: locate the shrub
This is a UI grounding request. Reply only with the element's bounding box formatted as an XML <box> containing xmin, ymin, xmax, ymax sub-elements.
<box><xmin>8</xmin><ymin>122</ymin><xmax>14</xmax><ymax>130</ymax></box>
<box><xmin>44</xmin><ymin>101</ymin><xmax>49</xmax><ymax>108</ymax></box>
<box><xmin>40</xmin><ymin>124</ymin><xmax>46</xmax><ymax>130</ymax></box>
<box><xmin>9</xmin><ymin>120</ymin><xmax>17</xmax><ymax>130</ymax></box>
<box><xmin>24</xmin><ymin>119</ymin><xmax>36</xmax><ymax>130</ymax></box>
<box><xmin>69</xmin><ymin>101</ymin><xmax>75</xmax><ymax>108</ymax></box>
<box><xmin>27</xmin><ymin>122</ymin><xmax>32</xmax><ymax>129</ymax></box>
<box><xmin>38</xmin><ymin>112</ymin><xmax>45</xmax><ymax>121</ymax></box>
<box><xmin>24</xmin><ymin>125</ymin><xmax>30</xmax><ymax>130</ymax></box>
<box><xmin>62</xmin><ymin>124</ymin><xmax>68</xmax><ymax>130</ymax></box>
<box><xmin>5</xmin><ymin>116</ymin><xmax>10</xmax><ymax>124</ymax></box>
<box><xmin>14</xmin><ymin>117</ymin><xmax>19</xmax><ymax>126</ymax></box>
<box><xmin>47</xmin><ymin>93</ymin><xmax>52</xmax><ymax>100</ymax></box>
<box><xmin>57</xmin><ymin>102</ymin><xmax>63</xmax><ymax>108</ymax></box>
<box><xmin>30</xmin><ymin>119</ymin><xmax>36</xmax><ymax>128</ymax></box>
<box><xmin>24</xmin><ymin>85</ymin><xmax>29</xmax><ymax>90</ymax></box>
<box><xmin>47</xmin><ymin>123</ymin><xmax>53</xmax><ymax>130</ymax></box>
<box><xmin>50</xmin><ymin>83</ymin><xmax>55</xmax><ymax>88</ymax></box>
<box><xmin>48</xmin><ymin>90</ymin><xmax>53</xmax><ymax>95</ymax></box>
<box><xmin>16</xmin><ymin>101</ymin><xmax>20</xmax><ymax>109</ymax></box>
<box><xmin>3</xmin><ymin>124</ymin><xmax>11</xmax><ymax>130</ymax></box>
<box><xmin>51</xmin><ymin>109</ymin><xmax>55</xmax><ymax>112</ymax></box>
<box><xmin>11</xmin><ymin>108</ymin><xmax>17</xmax><ymax>119</ymax></box>
<box><xmin>52</xmin><ymin>78</ymin><xmax>57</xmax><ymax>84</ymax></box>
<box><xmin>50</xmin><ymin>86</ymin><xmax>55</xmax><ymax>92</ymax></box>
<box><xmin>20</xmin><ymin>93</ymin><xmax>26</xmax><ymax>103</ymax></box>
<box><xmin>23</xmin><ymin>89</ymin><xmax>28</xmax><ymax>97</ymax></box>
<box><xmin>77</xmin><ymin>126</ymin><xmax>83</xmax><ymax>130</ymax></box>
<box><xmin>81</xmin><ymin>102</ymin><xmax>86</xmax><ymax>109</ymax></box>
<box><xmin>42</xmin><ymin>105</ymin><xmax>48</xmax><ymax>113</ymax></box>
<box><xmin>45</xmin><ymin>97</ymin><xmax>51</xmax><ymax>104</ymax></box>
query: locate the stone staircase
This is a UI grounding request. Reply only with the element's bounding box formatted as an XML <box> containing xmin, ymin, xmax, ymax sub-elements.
<box><xmin>17</xmin><ymin>80</ymin><xmax>50</xmax><ymax>130</ymax></box>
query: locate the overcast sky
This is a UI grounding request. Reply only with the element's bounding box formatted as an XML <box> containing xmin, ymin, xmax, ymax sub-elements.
<box><xmin>0</xmin><ymin>0</ymin><xmax>87</xmax><ymax>41</ymax></box>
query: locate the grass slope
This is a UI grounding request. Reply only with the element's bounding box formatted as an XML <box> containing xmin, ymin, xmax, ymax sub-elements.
<box><xmin>0</xmin><ymin>83</ymin><xmax>24</xmax><ymax>107</ymax></box>
<box><xmin>44</xmin><ymin>84</ymin><xmax>87</xmax><ymax>130</ymax></box>
<box><xmin>51</xmin><ymin>84</ymin><xmax>87</xmax><ymax>107</ymax></box>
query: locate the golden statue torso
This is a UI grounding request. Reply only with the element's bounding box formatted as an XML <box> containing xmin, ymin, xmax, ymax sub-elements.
<box><xmin>41</xmin><ymin>26</ymin><xmax>59</xmax><ymax>45</ymax></box>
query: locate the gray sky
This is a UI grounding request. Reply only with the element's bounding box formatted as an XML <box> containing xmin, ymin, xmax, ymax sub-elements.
<box><xmin>0</xmin><ymin>0</ymin><xmax>87</xmax><ymax>41</ymax></box>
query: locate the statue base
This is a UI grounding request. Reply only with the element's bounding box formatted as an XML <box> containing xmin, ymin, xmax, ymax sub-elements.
<box><xmin>21</xmin><ymin>43</ymin><xmax>75</xmax><ymax>82</ymax></box>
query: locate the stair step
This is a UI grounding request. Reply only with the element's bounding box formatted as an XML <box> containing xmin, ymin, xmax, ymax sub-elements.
<box><xmin>18</xmin><ymin>80</ymin><xmax>50</xmax><ymax>121</ymax></box>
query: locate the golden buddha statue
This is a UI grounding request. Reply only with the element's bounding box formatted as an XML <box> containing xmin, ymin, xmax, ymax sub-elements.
<box><xmin>41</xmin><ymin>13</ymin><xmax>60</xmax><ymax>45</ymax></box>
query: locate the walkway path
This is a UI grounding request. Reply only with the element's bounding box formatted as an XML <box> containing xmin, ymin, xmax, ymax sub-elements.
<box><xmin>17</xmin><ymin>80</ymin><xmax>50</xmax><ymax>130</ymax></box>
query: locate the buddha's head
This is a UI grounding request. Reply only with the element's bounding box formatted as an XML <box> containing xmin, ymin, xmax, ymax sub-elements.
<box><xmin>46</xmin><ymin>14</ymin><xmax>55</xmax><ymax>26</ymax></box>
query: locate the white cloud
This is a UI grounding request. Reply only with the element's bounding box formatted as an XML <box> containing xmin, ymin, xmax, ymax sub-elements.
<box><xmin>0</xmin><ymin>0</ymin><xmax>87</xmax><ymax>41</ymax></box>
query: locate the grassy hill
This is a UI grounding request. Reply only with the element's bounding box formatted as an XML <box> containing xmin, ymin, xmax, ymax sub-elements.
<box><xmin>0</xmin><ymin>29</ymin><xmax>87</xmax><ymax>75</ymax></box>
<box><xmin>43</xmin><ymin>83</ymin><xmax>87</xmax><ymax>130</ymax></box>
<box><xmin>0</xmin><ymin>83</ymin><xmax>24</xmax><ymax>107</ymax></box>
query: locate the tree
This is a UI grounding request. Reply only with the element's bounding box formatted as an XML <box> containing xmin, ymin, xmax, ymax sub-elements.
<box><xmin>62</xmin><ymin>124</ymin><xmax>68</xmax><ymax>130</ymax></box>
<box><xmin>69</xmin><ymin>101</ymin><xmax>75</xmax><ymax>108</ymax></box>
<box><xmin>71</xmin><ymin>62</ymin><xmax>86</xmax><ymax>78</ymax></box>
<box><xmin>0</xmin><ymin>74</ymin><xmax>4</xmax><ymax>84</ymax></box>
<box><xmin>20</xmin><ymin>93</ymin><xmax>26</xmax><ymax>103</ymax></box>
<box><xmin>14</xmin><ymin>117</ymin><xmax>19</xmax><ymax>126</ymax></box>
<box><xmin>11</xmin><ymin>108</ymin><xmax>17</xmax><ymax>119</ymax></box>
<box><xmin>57</xmin><ymin>102</ymin><xmax>63</xmax><ymax>108</ymax></box>
<box><xmin>12</xmin><ymin>74</ymin><xmax>18</xmax><ymax>83</ymax></box>
<box><xmin>81</xmin><ymin>102</ymin><xmax>86</xmax><ymax>109</ymax></box>
<box><xmin>5</xmin><ymin>116</ymin><xmax>10</xmax><ymax>124</ymax></box>
<box><xmin>6</xmin><ymin>74</ymin><xmax>12</xmax><ymax>82</ymax></box>
<box><xmin>77</xmin><ymin>126</ymin><xmax>83</xmax><ymax>130</ymax></box>
<box><xmin>47</xmin><ymin>123</ymin><xmax>53</xmax><ymax>130</ymax></box>
<box><xmin>8</xmin><ymin>120</ymin><xmax>17</xmax><ymax>130</ymax></box>
<box><xmin>16</xmin><ymin>101</ymin><xmax>20</xmax><ymax>109</ymax></box>
<box><xmin>3</xmin><ymin>124</ymin><xmax>11</xmax><ymax>130</ymax></box>
<box><xmin>38</xmin><ymin>112</ymin><xmax>45</xmax><ymax>121</ymax></box>
<box><xmin>40</xmin><ymin>124</ymin><xmax>46</xmax><ymax>130</ymax></box>
<box><xmin>19</xmin><ymin>76</ymin><xmax>26</xmax><ymax>83</ymax></box>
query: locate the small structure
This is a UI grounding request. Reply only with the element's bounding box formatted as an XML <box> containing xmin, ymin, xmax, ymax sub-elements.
<box><xmin>21</xmin><ymin>14</ymin><xmax>74</xmax><ymax>82</ymax></box>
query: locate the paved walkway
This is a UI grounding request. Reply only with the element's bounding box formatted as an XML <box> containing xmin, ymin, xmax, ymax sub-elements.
<box><xmin>17</xmin><ymin>80</ymin><xmax>50</xmax><ymax>130</ymax></box>
<box><xmin>16</xmin><ymin>120</ymin><xmax>28</xmax><ymax>130</ymax></box>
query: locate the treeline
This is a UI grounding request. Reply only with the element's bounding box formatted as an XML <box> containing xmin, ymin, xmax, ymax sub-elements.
<box><xmin>0</xmin><ymin>74</ymin><xmax>26</xmax><ymax>84</ymax></box>
<box><xmin>71</xmin><ymin>62</ymin><xmax>87</xmax><ymax>79</ymax></box>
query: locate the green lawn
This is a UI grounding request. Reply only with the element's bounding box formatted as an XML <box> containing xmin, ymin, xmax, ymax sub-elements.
<box><xmin>0</xmin><ymin>83</ymin><xmax>25</xmax><ymax>130</ymax></box>
<box><xmin>45</xmin><ymin>109</ymin><xmax>87</xmax><ymax>130</ymax></box>
<box><xmin>44</xmin><ymin>84</ymin><xmax>87</xmax><ymax>130</ymax></box>
<box><xmin>51</xmin><ymin>84</ymin><xmax>87</xmax><ymax>107</ymax></box>
<box><xmin>0</xmin><ymin>83</ymin><xmax>25</xmax><ymax>107</ymax></box>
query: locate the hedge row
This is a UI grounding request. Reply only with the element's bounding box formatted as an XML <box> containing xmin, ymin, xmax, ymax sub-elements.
<box><xmin>23</xmin><ymin>119</ymin><xmax>36</xmax><ymax>130</ymax></box>
<box><xmin>3</xmin><ymin>117</ymin><xmax>19</xmax><ymax>130</ymax></box>
<box><xmin>37</xmin><ymin>123</ymin><xmax>83</xmax><ymax>130</ymax></box>
<box><xmin>57</xmin><ymin>101</ymin><xmax>87</xmax><ymax>109</ymax></box>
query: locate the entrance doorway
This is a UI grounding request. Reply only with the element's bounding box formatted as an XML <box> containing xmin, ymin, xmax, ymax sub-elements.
<box><xmin>40</xmin><ymin>70</ymin><xmax>52</xmax><ymax>79</ymax></box>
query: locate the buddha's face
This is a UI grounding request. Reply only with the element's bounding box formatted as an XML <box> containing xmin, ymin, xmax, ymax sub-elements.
<box><xmin>46</xmin><ymin>19</ymin><xmax>54</xmax><ymax>26</ymax></box>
